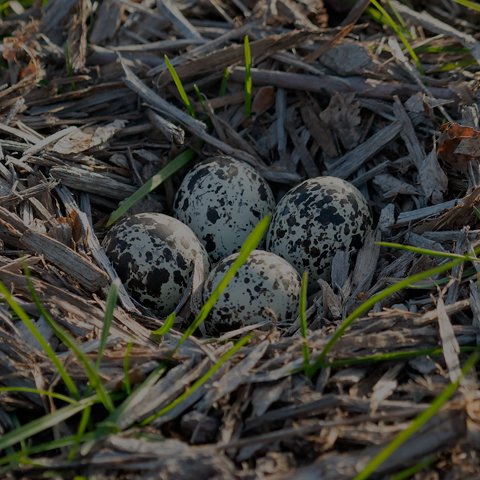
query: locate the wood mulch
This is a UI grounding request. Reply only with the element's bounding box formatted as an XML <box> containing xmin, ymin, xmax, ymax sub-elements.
<box><xmin>2</xmin><ymin>0</ymin><xmax>480</xmax><ymax>478</ymax></box>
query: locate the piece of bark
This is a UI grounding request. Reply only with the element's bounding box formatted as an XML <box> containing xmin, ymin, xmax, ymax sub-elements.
<box><xmin>39</xmin><ymin>0</ymin><xmax>81</xmax><ymax>34</ymax></box>
<box><xmin>393</xmin><ymin>97</ymin><xmax>448</xmax><ymax>201</ymax></box>
<box><xmin>67</xmin><ymin>0</ymin><xmax>87</xmax><ymax>71</ymax></box>
<box><xmin>19</xmin><ymin>126</ymin><xmax>77</xmax><ymax>163</ymax></box>
<box><xmin>413</xmin><ymin>186</ymin><xmax>480</xmax><ymax>233</ymax></box>
<box><xmin>230</xmin><ymin>67</ymin><xmax>458</xmax><ymax>101</ymax></box>
<box><xmin>328</xmin><ymin>121</ymin><xmax>402</xmax><ymax>179</ymax></box>
<box><xmin>89</xmin><ymin>0</ymin><xmax>123</xmax><ymax>45</ymax></box>
<box><xmin>156</xmin><ymin>0</ymin><xmax>204</xmax><ymax>40</ymax></box>
<box><xmin>285</xmin><ymin>117</ymin><xmax>320</xmax><ymax>178</ymax></box>
<box><xmin>372</xmin><ymin>173</ymin><xmax>423</xmax><ymax>199</ymax></box>
<box><xmin>50</xmin><ymin>166</ymin><xmax>136</xmax><ymax>200</ymax></box>
<box><xmin>393</xmin><ymin>199</ymin><xmax>458</xmax><ymax>227</ymax></box>
<box><xmin>196</xmin><ymin>340</ymin><xmax>269</xmax><ymax>412</ymax></box>
<box><xmin>436</xmin><ymin>297</ymin><xmax>461</xmax><ymax>383</ymax></box>
<box><xmin>300</xmin><ymin>104</ymin><xmax>337</xmax><ymax>158</ymax></box>
<box><xmin>351</xmin><ymin>230</ymin><xmax>380</xmax><ymax>293</ymax></box>
<box><xmin>0</xmin><ymin>206</ymin><xmax>108</xmax><ymax>292</ymax></box>
<box><xmin>146</xmin><ymin>108</ymin><xmax>184</xmax><ymax>145</ymax></box>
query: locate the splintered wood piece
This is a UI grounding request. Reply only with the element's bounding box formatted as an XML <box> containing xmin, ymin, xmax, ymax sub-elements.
<box><xmin>436</xmin><ymin>297</ymin><xmax>461</xmax><ymax>383</ymax></box>
<box><xmin>328</xmin><ymin>120</ymin><xmax>402</xmax><ymax>179</ymax></box>
<box><xmin>284</xmin><ymin>117</ymin><xmax>320</xmax><ymax>178</ymax></box>
<box><xmin>50</xmin><ymin>166</ymin><xmax>137</xmax><ymax>200</ymax></box>
<box><xmin>229</xmin><ymin>67</ymin><xmax>458</xmax><ymax>101</ymax></box>
<box><xmin>89</xmin><ymin>0</ymin><xmax>123</xmax><ymax>44</ymax></box>
<box><xmin>0</xmin><ymin>206</ymin><xmax>108</xmax><ymax>292</ymax></box>
<box><xmin>19</xmin><ymin>126</ymin><xmax>77</xmax><ymax>162</ymax></box>
<box><xmin>146</xmin><ymin>108</ymin><xmax>185</xmax><ymax>144</ymax></box>
<box><xmin>196</xmin><ymin>340</ymin><xmax>269</xmax><ymax>412</ymax></box>
<box><xmin>394</xmin><ymin>97</ymin><xmax>448</xmax><ymax>201</ymax></box>
<box><xmin>67</xmin><ymin>0</ymin><xmax>88</xmax><ymax>71</ymax></box>
<box><xmin>156</xmin><ymin>0</ymin><xmax>204</xmax><ymax>40</ymax></box>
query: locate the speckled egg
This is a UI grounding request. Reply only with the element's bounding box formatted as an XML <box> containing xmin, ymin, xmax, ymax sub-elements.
<box><xmin>203</xmin><ymin>250</ymin><xmax>301</xmax><ymax>334</ymax></box>
<box><xmin>267</xmin><ymin>177</ymin><xmax>372</xmax><ymax>294</ymax></box>
<box><xmin>173</xmin><ymin>156</ymin><xmax>275</xmax><ymax>264</ymax></box>
<box><xmin>102</xmin><ymin>213</ymin><xmax>210</xmax><ymax>316</ymax></box>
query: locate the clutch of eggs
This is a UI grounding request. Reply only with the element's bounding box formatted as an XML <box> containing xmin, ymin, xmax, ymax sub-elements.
<box><xmin>203</xmin><ymin>250</ymin><xmax>301</xmax><ymax>334</ymax></box>
<box><xmin>102</xmin><ymin>213</ymin><xmax>209</xmax><ymax>316</ymax></box>
<box><xmin>267</xmin><ymin>176</ymin><xmax>372</xmax><ymax>295</ymax></box>
<box><xmin>173</xmin><ymin>156</ymin><xmax>275</xmax><ymax>264</ymax></box>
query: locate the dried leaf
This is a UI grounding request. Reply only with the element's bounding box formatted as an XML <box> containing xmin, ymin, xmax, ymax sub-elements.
<box><xmin>438</xmin><ymin>122</ymin><xmax>480</xmax><ymax>172</ymax></box>
<box><xmin>320</xmin><ymin>92</ymin><xmax>362</xmax><ymax>150</ymax></box>
<box><xmin>251</xmin><ymin>86</ymin><xmax>276</xmax><ymax>116</ymax></box>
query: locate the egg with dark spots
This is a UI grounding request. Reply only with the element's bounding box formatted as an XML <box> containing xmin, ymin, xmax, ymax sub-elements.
<box><xmin>203</xmin><ymin>250</ymin><xmax>301</xmax><ymax>335</ymax></box>
<box><xmin>173</xmin><ymin>156</ymin><xmax>275</xmax><ymax>263</ymax></box>
<box><xmin>267</xmin><ymin>177</ymin><xmax>372</xmax><ymax>295</ymax></box>
<box><xmin>102</xmin><ymin>213</ymin><xmax>210</xmax><ymax>316</ymax></box>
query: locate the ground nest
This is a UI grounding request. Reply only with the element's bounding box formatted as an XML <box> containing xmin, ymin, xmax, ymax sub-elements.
<box><xmin>2</xmin><ymin>0</ymin><xmax>480</xmax><ymax>479</ymax></box>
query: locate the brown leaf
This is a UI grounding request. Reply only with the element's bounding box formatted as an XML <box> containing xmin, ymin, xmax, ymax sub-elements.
<box><xmin>319</xmin><ymin>92</ymin><xmax>362</xmax><ymax>150</ymax></box>
<box><xmin>18</xmin><ymin>60</ymin><xmax>37</xmax><ymax>81</ymax></box>
<box><xmin>438</xmin><ymin>122</ymin><xmax>480</xmax><ymax>172</ymax></box>
<box><xmin>251</xmin><ymin>86</ymin><xmax>275</xmax><ymax>116</ymax></box>
<box><xmin>69</xmin><ymin>209</ymin><xmax>83</xmax><ymax>244</ymax></box>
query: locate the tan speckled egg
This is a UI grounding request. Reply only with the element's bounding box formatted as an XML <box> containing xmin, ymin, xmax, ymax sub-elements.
<box><xmin>173</xmin><ymin>156</ymin><xmax>275</xmax><ymax>264</ymax></box>
<box><xmin>267</xmin><ymin>177</ymin><xmax>372</xmax><ymax>295</ymax></box>
<box><xmin>102</xmin><ymin>213</ymin><xmax>210</xmax><ymax>316</ymax></box>
<box><xmin>203</xmin><ymin>250</ymin><xmax>301</xmax><ymax>335</ymax></box>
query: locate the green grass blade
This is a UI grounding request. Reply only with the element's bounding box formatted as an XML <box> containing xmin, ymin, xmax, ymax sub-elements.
<box><xmin>68</xmin><ymin>406</ymin><xmax>91</xmax><ymax>461</ymax></box>
<box><xmin>0</xmin><ymin>280</ymin><xmax>80</xmax><ymax>401</ymax></box>
<box><xmin>141</xmin><ymin>335</ymin><xmax>252</xmax><ymax>425</ymax></box>
<box><xmin>385</xmin><ymin>0</ymin><xmax>407</xmax><ymax>29</ymax></box>
<box><xmin>387</xmin><ymin>455</ymin><xmax>436</xmax><ymax>480</ymax></box>
<box><xmin>292</xmin><ymin>346</ymin><xmax>477</xmax><ymax>371</ymax></box>
<box><xmin>244</xmin><ymin>35</ymin><xmax>252</xmax><ymax>118</ymax></box>
<box><xmin>107</xmin><ymin>148</ymin><xmax>195</xmax><ymax>226</ymax></box>
<box><xmin>219</xmin><ymin>68</ymin><xmax>229</xmax><ymax>97</ymax></box>
<box><xmin>174</xmin><ymin>214</ymin><xmax>271</xmax><ymax>352</ymax></box>
<box><xmin>299</xmin><ymin>271</ymin><xmax>310</xmax><ymax>375</ymax></box>
<box><xmin>193</xmin><ymin>85</ymin><xmax>213</xmax><ymax>129</ymax></box>
<box><xmin>215</xmin><ymin>68</ymin><xmax>230</xmax><ymax>114</ymax></box>
<box><xmin>103</xmin><ymin>362</ymin><xmax>168</xmax><ymax>426</ymax></box>
<box><xmin>81</xmin><ymin>363</ymin><xmax>169</xmax><ymax>451</ymax></box>
<box><xmin>451</xmin><ymin>0</ymin><xmax>480</xmax><ymax>12</ymax></box>
<box><xmin>96</xmin><ymin>279</ymin><xmax>119</xmax><ymax>371</ymax></box>
<box><xmin>24</xmin><ymin>273</ymin><xmax>114</xmax><ymax>412</ymax></box>
<box><xmin>0</xmin><ymin>432</ymin><xmax>97</xmax><ymax>469</ymax></box>
<box><xmin>308</xmin><ymin>251</ymin><xmax>476</xmax><ymax>376</ymax></box>
<box><xmin>123</xmin><ymin>338</ymin><xmax>134</xmax><ymax>395</ymax></box>
<box><xmin>378</xmin><ymin>242</ymin><xmax>472</xmax><ymax>260</ymax></box>
<box><xmin>194</xmin><ymin>85</ymin><xmax>207</xmax><ymax>114</ymax></box>
<box><xmin>370</xmin><ymin>0</ymin><xmax>424</xmax><ymax>74</ymax></box>
<box><xmin>165</xmin><ymin>55</ymin><xmax>196</xmax><ymax>118</ymax></box>
<box><xmin>474</xmin><ymin>205</ymin><xmax>480</xmax><ymax>220</ymax></box>
<box><xmin>0</xmin><ymin>395</ymin><xmax>99</xmax><ymax>453</ymax></box>
<box><xmin>65</xmin><ymin>41</ymin><xmax>76</xmax><ymax>91</ymax></box>
<box><xmin>153</xmin><ymin>312</ymin><xmax>175</xmax><ymax>335</ymax></box>
<box><xmin>0</xmin><ymin>387</ymin><xmax>76</xmax><ymax>404</ymax></box>
<box><xmin>352</xmin><ymin>348</ymin><xmax>480</xmax><ymax>480</ymax></box>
